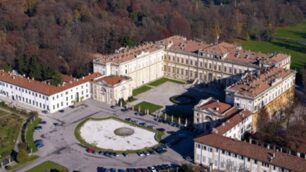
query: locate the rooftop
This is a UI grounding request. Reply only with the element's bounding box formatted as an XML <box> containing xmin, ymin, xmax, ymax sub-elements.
<box><xmin>94</xmin><ymin>75</ymin><xmax>131</xmax><ymax>86</ymax></box>
<box><xmin>226</xmin><ymin>67</ymin><xmax>295</xmax><ymax>98</ymax></box>
<box><xmin>195</xmin><ymin>97</ymin><xmax>232</xmax><ymax>114</ymax></box>
<box><xmin>195</xmin><ymin>133</ymin><xmax>306</xmax><ymax>172</ymax></box>
<box><xmin>93</xmin><ymin>43</ymin><xmax>162</xmax><ymax>65</ymax></box>
<box><xmin>214</xmin><ymin>109</ymin><xmax>252</xmax><ymax>135</ymax></box>
<box><xmin>0</xmin><ymin>70</ymin><xmax>101</xmax><ymax>96</ymax></box>
<box><xmin>159</xmin><ymin>35</ymin><xmax>289</xmax><ymax>67</ymax></box>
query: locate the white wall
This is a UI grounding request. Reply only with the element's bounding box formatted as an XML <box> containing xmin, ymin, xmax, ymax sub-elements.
<box><xmin>0</xmin><ymin>80</ymin><xmax>91</xmax><ymax>113</ymax></box>
<box><xmin>194</xmin><ymin>143</ymin><xmax>287</xmax><ymax>172</ymax></box>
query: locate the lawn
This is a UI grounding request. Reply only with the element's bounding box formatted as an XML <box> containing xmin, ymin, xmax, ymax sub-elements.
<box><xmin>25</xmin><ymin>118</ymin><xmax>41</xmax><ymax>152</ymax></box>
<box><xmin>26</xmin><ymin>161</ymin><xmax>68</xmax><ymax>172</ymax></box>
<box><xmin>132</xmin><ymin>85</ymin><xmax>152</xmax><ymax>96</ymax></box>
<box><xmin>240</xmin><ymin>21</ymin><xmax>306</xmax><ymax>69</ymax></box>
<box><xmin>0</xmin><ymin>109</ymin><xmax>23</xmax><ymax>160</ymax></box>
<box><xmin>148</xmin><ymin>77</ymin><xmax>185</xmax><ymax>87</ymax></box>
<box><xmin>134</xmin><ymin>101</ymin><xmax>163</xmax><ymax>113</ymax></box>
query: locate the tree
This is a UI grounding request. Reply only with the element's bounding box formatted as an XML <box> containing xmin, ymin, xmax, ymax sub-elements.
<box><xmin>179</xmin><ymin>164</ymin><xmax>194</xmax><ymax>172</ymax></box>
<box><xmin>24</xmin><ymin>0</ymin><xmax>38</xmax><ymax>17</ymax></box>
<box><xmin>256</xmin><ymin>107</ymin><xmax>270</xmax><ymax>132</ymax></box>
<box><xmin>49</xmin><ymin>71</ymin><xmax>63</xmax><ymax>86</ymax></box>
<box><xmin>302</xmin><ymin>65</ymin><xmax>306</xmax><ymax>93</ymax></box>
<box><xmin>17</xmin><ymin>148</ymin><xmax>29</xmax><ymax>163</ymax></box>
<box><xmin>28</xmin><ymin>56</ymin><xmax>42</xmax><ymax>80</ymax></box>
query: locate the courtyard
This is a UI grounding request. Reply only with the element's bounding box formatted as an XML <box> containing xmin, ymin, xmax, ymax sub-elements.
<box><xmin>13</xmin><ymin>99</ymin><xmax>195</xmax><ymax>172</ymax></box>
<box><xmin>77</xmin><ymin>118</ymin><xmax>159</xmax><ymax>151</ymax></box>
<box><xmin>130</xmin><ymin>79</ymin><xmax>225</xmax><ymax>121</ymax></box>
<box><xmin>10</xmin><ymin>79</ymin><xmax>225</xmax><ymax>172</ymax></box>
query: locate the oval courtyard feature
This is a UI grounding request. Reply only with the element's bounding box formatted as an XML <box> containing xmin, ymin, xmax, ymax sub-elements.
<box><xmin>75</xmin><ymin>118</ymin><xmax>159</xmax><ymax>152</ymax></box>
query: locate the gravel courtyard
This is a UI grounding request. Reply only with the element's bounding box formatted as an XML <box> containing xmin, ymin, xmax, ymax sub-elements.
<box><xmin>79</xmin><ymin>118</ymin><xmax>158</xmax><ymax>151</ymax></box>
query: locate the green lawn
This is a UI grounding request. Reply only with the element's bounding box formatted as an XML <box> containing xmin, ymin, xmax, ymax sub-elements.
<box><xmin>0</xmin><ymin>110</ymin><xmax>23</xmax><ymax>160</ymax></box>
<box><xmin>148</xmin><ymin>77</ymin><xmax>185</xmax><ymax>87</ymax></box>
<box><xmin>132</xmin><ymin>85</ymin><xmax>152</xmax><ymax>96</ymax></box>
<box><xmin>241</xmin><ymin>21</ymin><xmax>306</xmax><ymax>69</ymax></box>
<box><xmin>25</xmin><ymin>118</ymin><xmax>41</xmax><ymax>152</ymax></box>
<box><xmin>26</xmin><ymin>161</ymin><xmax>68</xmax><ymax>172</ymax></box>
<box><xmin>134</xmin><ymin>101</ymin><xmax>163</xmax><ymax>113</ymax></box>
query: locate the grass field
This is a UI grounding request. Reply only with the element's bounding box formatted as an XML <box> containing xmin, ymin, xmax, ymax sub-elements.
<box><xmin>25</xmin><ymin>118</ymin><xmax>41</xmax><ymax>152</ymax></box>
<box><xmin>241</xmin><ymin>21</ymin><xmax>306</xmax><ymax>69</ymax></box>
<box><xmin>0</xmin><ymin>109</ymin><xmax>23</xmax><ymax>159</ymax></box>
<box><xmin>132</xmin><ymin>85</ymin><xmax>152</xmax><ymax>96</ymax></box>
<box><xmin>148</xmin><ymin>77</ymin><xmax>185</xmax><ymax>87</ymax></box>
<box><xmin>26</xmin><ymin>161</ymin><xmax>68</xmax><ymax>172</ymax></box>
<box><xmin>134</xmin><ymin>101</ymin><xmax>163</xmax><ymax>113</ymax></box>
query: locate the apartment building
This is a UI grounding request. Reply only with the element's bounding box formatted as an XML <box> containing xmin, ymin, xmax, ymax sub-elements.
<box><xmin>92</xmin><ymin>75</ymin><xmax>132</xmax><ymax>105</ymax></box>
<box><xmin>0</xmin><ymin>70</ymin><xmax>101</xmax><ymax>113</ymax></box>
<box><xmin>225</xmin><ymin>67</ymin><xmax>296</xmax><ymax>112</ymax></box>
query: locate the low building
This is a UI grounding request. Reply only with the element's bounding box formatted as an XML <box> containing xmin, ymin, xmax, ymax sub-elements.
<box><xmin>194</xmin><ymin>96</ymin><xmax>306</xmax><ymax>172</ymax></box>
<box><xmin>225</xmin><ymin>67</ymin><xmax>296</xmax><ymax>112</ymax></box>
<box><xmin>92</xmin><ymin>75</ymin><xmax>132</xmax><ymax>105</ymax></box>
<box><xmin>0</xmin><ymin>70</ymin><xmax>101</xmax><ymax>113</ymax></box>
<box><xmin>194</xmin><ymin>133</ymin><xmax>306</xmax><ymax>172</ymax></box>
<box><xmin>193</xmin><ymin>97</ymin><xmax>252</xmax><ymax>134</ymax></box>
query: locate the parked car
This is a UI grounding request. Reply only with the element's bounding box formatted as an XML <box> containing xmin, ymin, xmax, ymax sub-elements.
<box><xmin>35</xmin><ymin>142</ymin><xmax>44</xmax><ymax>148</ymax></box>
<box><xmin>97</xmin><ymin>167</ymin><xmax>106</xmax><ymax>172</ymax></box>
<box><xmin>185</xmin><ymin>156</ymin><xmax>193</xmax><ymax>162</ymax></box>
<box><xmin>86</xmin><ymin>148</ymin><xmax>95</xmax><ymax>154</ymax></box>
<box><xmin>34</xmin><ymin>126</ymin><xmax>42</xmax><ymax>130</ymax></box>
<box><xmin>39</xmin><ymin>120</ymin><xmax>47</xmax><ymax>124</ymax></box>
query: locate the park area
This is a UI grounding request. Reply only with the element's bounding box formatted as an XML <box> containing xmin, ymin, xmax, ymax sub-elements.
<box><xmin>0</xmin><ymin>108</ymin><xmax>23</xmax><ymax>160</ymax></box>
<box><xmin>241</xmin><ymin>21</ymin><xmax>306</xmax><ymax>70</ymax></box>
<box><xmin>26</xmin><ymin>161</ymin><xmax>68</xmax><ymax>172</ymax></box>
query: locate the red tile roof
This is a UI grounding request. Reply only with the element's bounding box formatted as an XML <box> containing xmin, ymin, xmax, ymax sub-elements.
<box><xmin>95</xmin><ymin>75</ymin><xmax>130</xmax><ymax>86</ymax></box>
<box><xmin>93</xmin><ymin>43</ymin><xmax>162</xmax><ymax>64</ymax></box>
<box><xmin>215</xmin><ymin>110</ymin><xmax>252</xmax><ymax>135</ymax></box>
<box><xmin>195</xmin><ymin>133</ymin><xmax>306</xmax><ymax>172</ymax></box>
<box><xmin>0</xmin><ymin>70</ymin><xmax>101</xmax><ymax>96</ymax></box>
<box><xmin>196</xmin><ymin>98</ymin><xmax>232</xmax><ymax>114</ymax></box>
<box><xmin>226</xmin><ymin>67</ymin><xmax>295</xmax><ymax>98</ymax></box>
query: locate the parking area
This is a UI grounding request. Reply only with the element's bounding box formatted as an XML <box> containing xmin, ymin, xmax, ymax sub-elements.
<box><xmin>17</xmin><ymin>99</ymin><xmax>195</xmax><ymax>172</ymax></box>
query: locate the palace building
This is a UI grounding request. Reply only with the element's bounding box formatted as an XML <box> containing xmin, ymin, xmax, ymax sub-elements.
<box><xmin>93</xmin><ymin>35</ymin><xmax>291</xmax><ymax>89</ymax></box>
<box><xmin>92</xmin><ymin>75</ymin><xmax>132</xmax><ymax>105</ymax></box>
<box><xmin>225</xmin><ymin>67</ymin><xmax>296</xmax><ymax>112</ymax></box>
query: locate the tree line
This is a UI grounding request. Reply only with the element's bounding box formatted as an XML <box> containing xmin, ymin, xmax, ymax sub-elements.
<box><xmin>0</xmin><ymin>0</ymin><xmax>305</xmax><ymax>77</ymax></box>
